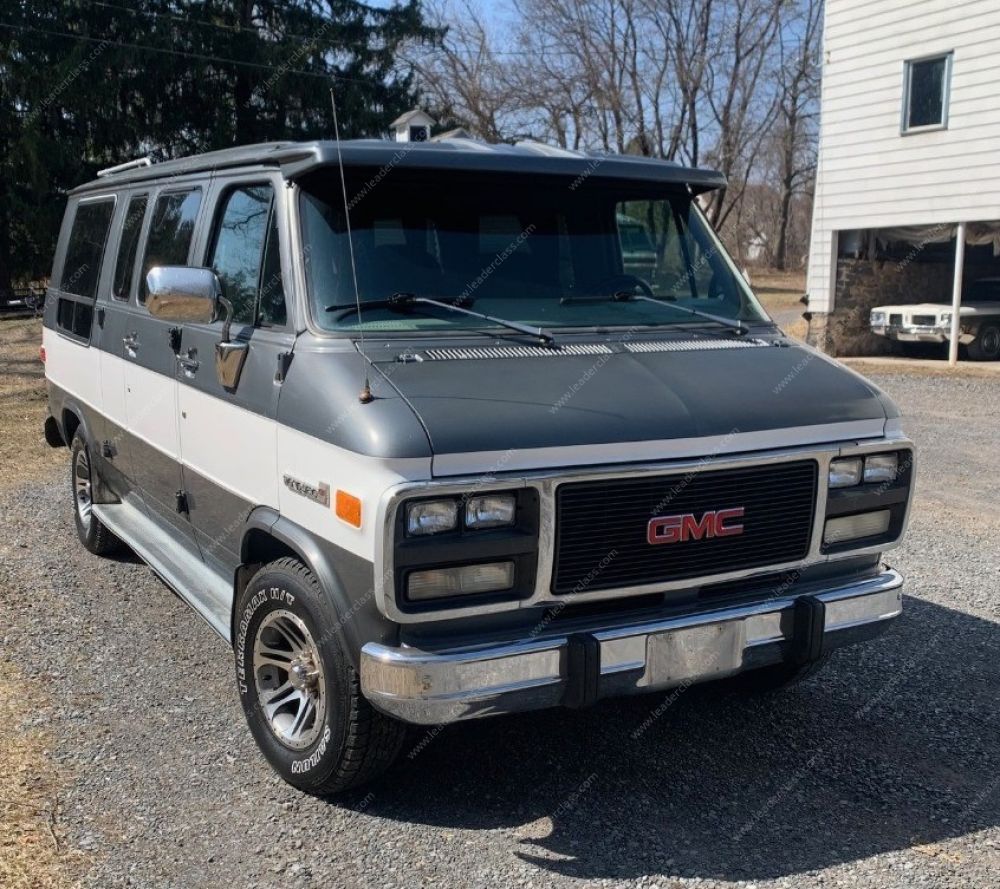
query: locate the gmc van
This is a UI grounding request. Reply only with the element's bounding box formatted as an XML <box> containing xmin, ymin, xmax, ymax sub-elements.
<box><xmin>43</xmin><ymin>140</ymin><xmax>913</xmax><ymax>795</ymax></box>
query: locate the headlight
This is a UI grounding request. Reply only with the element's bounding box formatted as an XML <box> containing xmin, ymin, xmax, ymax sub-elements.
<box><xmin>823</xmin><ymin>510</ymin><xmax>891</xmax><ymax>545</ymax></box>
<box><xmin>870</xmin><ymin>311</ymin><xmax>886</xmax><ymax>325</ymax></box>
<box><xmin>828</xmin><ymin>457</ymin><xmax>863</xmax><ymax>488</ymax></box>
<box><xmin>407</xmin><ymin>561</ymin><xmax>515</xmax><ymax>601</ymax></box>
<box><xmin>406</xmin><ymin>499</ymin><xmax>458</xmax><ymax>536</ymax></box>
<box><xmin>465</xmin><ymin>494</ymin><xmax>516</xmax><ymax>529</ymax></box>
<box><xmin>939</xmin><ymin>313</ymin><xmax>951</xmax><ymax>326</ymax></box>
<box><xmin>863</xmin><ymin>453</ymin><xmax>898</xmax><ymax>483</ymax></box>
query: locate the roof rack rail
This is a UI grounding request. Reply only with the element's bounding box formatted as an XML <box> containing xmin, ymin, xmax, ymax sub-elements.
<box><xmin>97</xmin><ymin>157</ymin><xmax>153</xmax><ymax>178</ymax></box>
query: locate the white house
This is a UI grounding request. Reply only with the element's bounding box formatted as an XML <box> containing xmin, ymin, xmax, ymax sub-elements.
<box><xmin>805</xmin><ymin>0</ymin><xmax>1000</xmax><ymax>360</ymax></box>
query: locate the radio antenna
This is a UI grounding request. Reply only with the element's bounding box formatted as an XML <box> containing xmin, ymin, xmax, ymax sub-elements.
<box><xmin>330</xmin><ymin>87</ymin><xmax>373</xmax><ymax>404</ymax></box>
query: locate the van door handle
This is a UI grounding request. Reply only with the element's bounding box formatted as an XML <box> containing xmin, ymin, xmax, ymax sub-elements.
<box><xmin>177</xmin><ymin>350</ymin><xmax>200</xmax><ymax>376</ymax></box>
<box><xmin>123</xmin><ymin>332</ymin><xmax>139</xmax><ymax>357</ymax></box>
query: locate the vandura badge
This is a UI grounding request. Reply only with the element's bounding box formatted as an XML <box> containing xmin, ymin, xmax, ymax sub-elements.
<box><xmin>647</xmin><ymin>507</ymin><xmax>746</xmax><ymax>545</ymax></box>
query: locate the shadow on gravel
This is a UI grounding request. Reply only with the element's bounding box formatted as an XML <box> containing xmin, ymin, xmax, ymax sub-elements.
<box><xmin>344</xmin><ymin>596</ymin><xmax>999</xmax><ymax>882</ymax></box>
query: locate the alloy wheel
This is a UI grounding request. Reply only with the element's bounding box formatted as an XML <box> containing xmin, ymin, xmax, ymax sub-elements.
<box><xmin>252</xmin><ymin>610</ymin><xmax>327</xmax><ymax>750</ymax></box>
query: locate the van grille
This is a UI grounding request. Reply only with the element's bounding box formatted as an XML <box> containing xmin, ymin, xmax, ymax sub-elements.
<box><xmin>911</xmin><ymin>315</ymin><xmax>937</xmax><ymax>326</ymax></box>
<box><xmin>552</xmin><ymin>461</ymin><xmax>817</xmax><ymax>594</ymax></box>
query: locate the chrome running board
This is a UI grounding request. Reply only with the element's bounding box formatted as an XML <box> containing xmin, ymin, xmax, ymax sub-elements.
<box><xmin>93</xmin><ymin>501</ymin><xmax>232</xmax><ymax>643</ymax></box>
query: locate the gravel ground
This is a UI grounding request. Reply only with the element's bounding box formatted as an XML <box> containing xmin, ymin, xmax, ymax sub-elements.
<box><xmin>1</xmin><ymin>370</ymin><xmax>998</xmax><ymax>889</ymax></box>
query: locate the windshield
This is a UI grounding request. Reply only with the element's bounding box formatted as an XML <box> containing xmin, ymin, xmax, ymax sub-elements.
<box><xmin>299</xmin><ymin>169</ymin><xmax>770</xmax><ymax>335</ymax></box>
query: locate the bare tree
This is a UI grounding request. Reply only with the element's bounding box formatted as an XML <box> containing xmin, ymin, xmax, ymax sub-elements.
<box><xmin>702</xmin><ymin>0</ymin><xmax>783</xmax><ymax>228</ymax></box>
<box><xmin>773</xmin><ymin>0</ymin><xmax>822</xmax><ymax>270</ymax></box>
<box><xmin>405</xmin><ymin>2</ymin><xmax>518</xmax><ymax>142</ymax></box>
<box><xmin>407</xmin><ymin>0</ymin><xmax>816</xmax><ymax>260</ymax></box>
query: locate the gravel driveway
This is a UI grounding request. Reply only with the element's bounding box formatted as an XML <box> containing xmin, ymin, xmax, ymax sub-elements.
<box><xmin>2</xmin><ymin>370</ymin><xmax>997</xmax><ymax>889</ymax></box>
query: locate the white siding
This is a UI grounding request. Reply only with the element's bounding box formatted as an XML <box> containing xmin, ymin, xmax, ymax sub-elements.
<box><xmin>806</xmin><ymin>0</ymin><xmax>1000</xmax><ymax>311</ymax></box>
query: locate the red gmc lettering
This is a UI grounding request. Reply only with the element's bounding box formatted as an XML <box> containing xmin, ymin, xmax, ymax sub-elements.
<box><xmin>647</xmin><ymin>507</ymin><xmax>745</xmax><ymax>545</ymax></box>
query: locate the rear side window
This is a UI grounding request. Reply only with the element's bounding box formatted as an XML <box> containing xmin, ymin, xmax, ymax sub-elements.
<box><xmin>208</xmin><ymin>184</ymin><xmax>286</xmax><ymax>327</ymax></box>
<box><xmin>140</xmin><ymin>189</ymin><xmax>202</xmax><ymax>302</ymax></box>
<box><xmin>56</xmin><ymin>298</ymin><xmax>94</xmax><ymax>339</ymax></box>
<box><xmin>113</xmin><ymin>194</ymin><xmax>148</xmax><ymax>300</ymax></box>
<box><xmin>61</xmin><ymin>199</ymin><xmax>115</xmax><ymax>298</ymax></box>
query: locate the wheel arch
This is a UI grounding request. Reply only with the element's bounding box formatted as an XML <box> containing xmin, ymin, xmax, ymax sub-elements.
<box><xmin>236</xmin><ymin>508</ymin><xmax>392</xmax><ymax>666</ymax></box>
<box><xmin>61</xmin><ymin>403</ymin><xmax>87</xmax><ymax>446</ymax></box>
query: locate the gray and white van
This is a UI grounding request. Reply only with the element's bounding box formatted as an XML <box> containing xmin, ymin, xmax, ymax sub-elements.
<box><xmin>43</xmin><ymin>140</ymin><xmax>914</xmax><ymax>795</ymax></box>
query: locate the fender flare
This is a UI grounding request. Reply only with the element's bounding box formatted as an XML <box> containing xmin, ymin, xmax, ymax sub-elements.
<box><xmin>238</xmin><ymin>507</ymin><xmax>385</xmax><ymax>665</ymax></box>
<box><xmin>59</xmin><ymin>396</ymin><xmax>94</xmax><ymax>447</ymax></box>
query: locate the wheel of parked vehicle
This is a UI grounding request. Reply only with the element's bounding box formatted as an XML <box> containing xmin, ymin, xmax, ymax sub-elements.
<box><xmin>234</xmin><ymin>557</ymin><xmax>407</xmax><ymax>795</ymax></box>
<box><xmin>967</xmin><ymin>323</ymin><xmax>1000</xmax><ymax>361</ymax></box>
<box><xmin>70</xmin><ymin>431</ymin><xmax>121</xmax><ymax>556</ymax></box>
<box><xmin>724</xmin><ymin>655</ymin><xmax>831</xmax><ymax>694</ymax></box>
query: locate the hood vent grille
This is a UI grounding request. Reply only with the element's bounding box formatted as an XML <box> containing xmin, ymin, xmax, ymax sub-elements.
<box><xmin>422</xmin><ymin>344</ymin><xmax>614</xmax><ymax>361</ymax></box>
<box><xmin>624</xmin><ymin>338</ymin><xmax>769</xmax><ymax>353</ymax></box>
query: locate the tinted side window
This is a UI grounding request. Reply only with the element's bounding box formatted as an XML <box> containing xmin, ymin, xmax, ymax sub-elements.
<box><xmin>113</xmin><ymin>194</ymin><xmax>148</xmax><ymax>300</ymax></box>
<box><xmin>140</xmin><ymin>189</ymin><xmax>202</xmax><ymax>302</ymax></box>
<box><xmin>208</xmin><ymin>184</ymin><xmax>286</xmax><ymax>327</ymax></box>
<box><xmin>61</xmin><ymin>199</ymin><xmax>115</xmax><ymax>298</ymax></box>
<box><xmin>56</xmin><ymin>298</ymin><xmax>95</xmax><ymax>340</ymax></box>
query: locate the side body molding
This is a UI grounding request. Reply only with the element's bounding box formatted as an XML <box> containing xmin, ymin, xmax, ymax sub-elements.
<box><xmin>239</xmin><ymin>507</ymin><xmax>397</xmax><ymax>667</ymax></box>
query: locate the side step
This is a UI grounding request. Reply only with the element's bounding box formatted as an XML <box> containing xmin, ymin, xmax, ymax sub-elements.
<box><xmin>93</xmin><ymin>500</ymin><xmax>233</xmax><ymax>643</ymax></box>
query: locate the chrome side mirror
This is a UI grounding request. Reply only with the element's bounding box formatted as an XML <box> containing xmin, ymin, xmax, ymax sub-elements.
<box><xmin>146</xmin><ymin>266</ymin><xmax>248</xmax><ymax>391</ymax></box>
<box><xmin>146</xmin><ymin>266</ymin><xmax>221</xmax><ymax>324</ymax></box>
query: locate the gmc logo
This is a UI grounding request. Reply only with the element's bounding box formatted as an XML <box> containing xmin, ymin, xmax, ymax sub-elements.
<box><xmin>647</xmin><ymin>507</ymin><xmax>745</xmax><ymax>545</ymax></box>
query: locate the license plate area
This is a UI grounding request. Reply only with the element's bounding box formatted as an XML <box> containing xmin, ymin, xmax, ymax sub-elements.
<box><xmin>641</xmin><ymin>621</ymin><xmax>747</xmax><ymax>688</ymax></box>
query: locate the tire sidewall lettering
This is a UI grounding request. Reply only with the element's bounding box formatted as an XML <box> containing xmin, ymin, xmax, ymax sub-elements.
<box><xmin>235</xmin><ymin>584</ymin><xmax>296</xmax><ymax>695</ymax></box>
<box><xmin>290</xmin><ymin>724</ymin><xmax>332</xmax><ymax>775</ymax></box>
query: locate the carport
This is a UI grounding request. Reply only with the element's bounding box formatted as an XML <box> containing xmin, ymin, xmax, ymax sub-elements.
<box><xmin>827</xmin><ymin>220</ymin><xmax>1000</xmax><ymax>363</ymax></box>
<box><xmin>872</xmin><ymin>222</ymin><xmax>1000</xmax><ymax>364</ymax></box>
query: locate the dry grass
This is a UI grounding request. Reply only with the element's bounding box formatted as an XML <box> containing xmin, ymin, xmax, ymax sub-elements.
<box><xmin>0</xmin><ymin>319</ymin><xmax>83</xmax><ymax>886</ymax></box>
<box><xmin>0</xmin><ymin>319</ymin><xmax>64</xmax><ymax>486</ymax></box>
<box><xmin>0</xmin><ymin>671</ymin><xmax>88</xmax><ymax>889</ymax></box>
<box><xmin>749</xmin><ymin>268</ymin><xmax>807</xmax><ymax>310</ymax></box>
<box><xmin>749</xmin><ymin>269</ymin><xmax>808</xmax><ymax>340</ymax></box>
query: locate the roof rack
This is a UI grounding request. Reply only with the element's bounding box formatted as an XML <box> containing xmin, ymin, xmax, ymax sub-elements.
<box><xmin>97</xmin><ymin>157</ymin><xmax>153</xmax><ymax>178</ymax></box>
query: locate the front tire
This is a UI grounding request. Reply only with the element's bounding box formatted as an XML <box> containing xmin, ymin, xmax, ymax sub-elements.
<box><xmin>234</xmin><ymin>558</ymin><xmax>406</xmax><ymax>795</ymax></box>
<box><xmin>967</xmin><ymin>323</ymin><xmax>1000</xmax><ymax>361</ymax></box>
<box><xmin>70</xmin><ymin>431</ymin><xmax>121</xmax><ymax>556</ymax></box>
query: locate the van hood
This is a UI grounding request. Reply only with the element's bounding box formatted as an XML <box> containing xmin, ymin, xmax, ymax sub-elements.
<box><xmin>372</xmin><ymin>336</ymin><xmax>894</xmax><ymax>476</ymax></box>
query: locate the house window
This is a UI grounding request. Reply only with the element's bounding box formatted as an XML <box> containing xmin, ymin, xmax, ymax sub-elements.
<box><xmin>903</xmin><ymin>53</ymin><xmax>952</xmax><ymax>132</ymax></box>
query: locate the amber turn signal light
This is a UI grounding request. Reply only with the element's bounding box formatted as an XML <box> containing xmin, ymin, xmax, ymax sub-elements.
<box><xmin>335</xmin><ymin>490</ymin><xmax>362</xmax><ymax>528</ymax></box>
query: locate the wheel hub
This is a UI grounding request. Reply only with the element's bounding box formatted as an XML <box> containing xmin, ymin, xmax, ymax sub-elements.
<box><xmin>252</xmin><ymin>610</ymin><xmax>326</xmax><ymax>750</ymax></box>
<box><xmin>288</xmin><ymin>658</ymin><xmax>319</xmax><ymax>692</ymax></box>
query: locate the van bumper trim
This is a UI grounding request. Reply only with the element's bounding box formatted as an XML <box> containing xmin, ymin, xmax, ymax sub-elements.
<box><xmin>359</xmin><ymin>569</ymin><xmax>903</xmax><ymax>725</ymax></box>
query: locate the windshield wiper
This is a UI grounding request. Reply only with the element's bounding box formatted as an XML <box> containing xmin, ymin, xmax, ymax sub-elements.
<box><xmin>564</xmin><ymin>291</ymin><xmax>750</xmax><ymax>335</ymax></box>
<box><xmin>327</xmin><ymin>293</ymin><xmax>555</xmax><ymax>345</ymax></box>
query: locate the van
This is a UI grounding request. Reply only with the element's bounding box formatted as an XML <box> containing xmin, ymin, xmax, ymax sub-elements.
<box><xmin>42</xmin><ymin>140</ymin><xmax>914</xmax><ymax>795</ymax></box>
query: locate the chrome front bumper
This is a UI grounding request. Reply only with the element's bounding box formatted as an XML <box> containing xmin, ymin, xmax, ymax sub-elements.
<box><xmin>360</xmin><ymin>570</ymin><xmax>904</xmax><ymax>725</ymax></box>
<box><xmin>872</xmin><ymin>325</ymin><xmax>974</xmax><ymax>344</ymax></box>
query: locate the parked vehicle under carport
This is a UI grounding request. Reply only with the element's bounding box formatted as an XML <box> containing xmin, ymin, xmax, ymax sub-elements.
<box><xmin>870</xmin><ymin>277</ymin><xmax>1000</xmax><ymax>361</ymax></box>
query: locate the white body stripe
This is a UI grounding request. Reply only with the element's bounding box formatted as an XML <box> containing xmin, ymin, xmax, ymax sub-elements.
<box><xmin>177</xmin><ymin>382</ymin><xmax>279</xmax><ymax>507</ymax></box>
<box><xmin>45</xmin><ymin>329</ymin><xmax>101</xmax><ymax>408</ymax></box>
<box><xmin>124</xmin><ymin>357</ymin><xmax>180</xmax><ymax>459</ymax></box>
<box><xmin>45</xmin><ymin>329</ymin><xmax>431</xmax><ymax>560</ymax></box>
<box><xmin>98</xmin><ymin>347</ymin><xmax>128</xmax><ymax>431</ymax></box>
<box><xmin>277</xmin><ymin>426</ymin><xmax>429</xmax><ymax>559</ymax></box>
